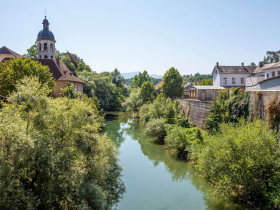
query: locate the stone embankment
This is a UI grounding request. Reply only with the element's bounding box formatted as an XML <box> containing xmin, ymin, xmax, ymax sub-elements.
<box><xmin>179</xmin><ymin>91</ymin><xmax>280</xmax><ymax>128</ymax></box>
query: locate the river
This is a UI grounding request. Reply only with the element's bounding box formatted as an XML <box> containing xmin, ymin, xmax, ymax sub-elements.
<box><xmin>104</xmin><ymin>112</ymin><xmax>243</xmax><ymax>210</ymax></box>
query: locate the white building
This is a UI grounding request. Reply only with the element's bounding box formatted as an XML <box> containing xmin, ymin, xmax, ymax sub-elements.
<box><xmin>212</xmin><ymin>62</ymin><xmax>256</xmax><ymax>88</ymax></box>
<box><xmin>211</xmin><ymin>60</ymin><xmax>280</xmax><ymax>91</ymax></box>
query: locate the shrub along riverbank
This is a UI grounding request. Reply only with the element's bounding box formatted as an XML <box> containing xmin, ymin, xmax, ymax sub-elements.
<box><xmin>139</xmin><ymin>89</ymin><xmax>280</xmax><ymax>209</ymax></box>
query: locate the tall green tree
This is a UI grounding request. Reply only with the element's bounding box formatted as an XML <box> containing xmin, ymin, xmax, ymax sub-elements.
<box><xmin>132</xmin><ymin>70</ymin><xmax>151</xmax><ymax>88</ymax></box>
<box><xmin>140</xmin><ymin>81</ymin><xmax>156</xmax><ymax>102</ymax></box>
<box><xmin>23</xmin><ymin>42</ymin><xmax>38</xmax><ymax>59</ymax></box>
<box><xmin>0</xmin><ymin>58</ymin><xmax>55</xmax><ymax>96</ymax></box>
<box><xmin>0</xmin><ymin>77</ymin><xmax>125</xmax><ymax>209</ymax></box>
<box><xmin>161</xmin><ymin>67</ymin><xmax>184</xmax><ymax>97</ymax></box>
<box><xmin>111</xmin><ymin>68</ymin><xmax>125</xmax><ymax>88</ymax></box>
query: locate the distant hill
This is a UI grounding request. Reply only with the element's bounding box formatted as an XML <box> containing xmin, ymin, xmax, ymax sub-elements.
<box><xmin>121</xmin><ymin>71</ymin><xmax>162</xmax><ymax>79</ymax></box>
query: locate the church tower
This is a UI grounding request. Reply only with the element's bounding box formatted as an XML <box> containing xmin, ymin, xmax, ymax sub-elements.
<box><xmin>37</xmin><ymin>16</ymin><xmax>56</xmax><ymax>59</ymax></box>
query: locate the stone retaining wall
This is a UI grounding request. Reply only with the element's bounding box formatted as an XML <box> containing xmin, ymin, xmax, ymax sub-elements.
<box><xmin>179</xmin><ymin>99</ymin><xmax>211</xmax><ymax>128</ymax></box>
<box><xmin>180</xmin><ymin>91</ymin><xmax>280</xmax><ymax>128</ymax></box>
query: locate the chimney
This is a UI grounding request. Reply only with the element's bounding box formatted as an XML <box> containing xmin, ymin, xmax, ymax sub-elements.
<box><xmin>259</xmin><ymin>61</ymin><xmax>264</xmax><ymax>67</ymax></box>
<box><xmin>241</xmin><ymin>62</ymin><xmax>244</xmax><ymax>67</ymax></box>
<box><xmin>216</xmin><ymin>62</ymin><xmax>219</xmax><ymax>67</ymax></box>
<box><xmin>275</xmin><ymin>58</ymin><xmax>279</xmax><ymax>63</ymax></box>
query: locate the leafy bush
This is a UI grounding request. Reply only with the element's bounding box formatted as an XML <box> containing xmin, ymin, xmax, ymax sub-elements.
<box><xmin>197</xmin><ymin>119</ymin><xmax>279</xmax><ymax>207</ymax></box>
<box><xmin>205</xmin><ymin>88</ymin><xmax>250</xmax><ymax>134</ymax></box>
<box><xmin>122</xmin><ymin>88</ymin><xmax>143</xmax><ymax>111</ymax></box>
<box><xmin>144</xmin><ymin>118</ymin><xmax>166</xmax><ymax>140</ymax></box>
<box><xmin>165</xmin><ymin>126</ymin><xmax>203</xmax><ymax>159</ymax></box>
<box><xmin>60</xmin><ymin>83</ymin><xmax>81</xmax><ymax>99</ymax></box>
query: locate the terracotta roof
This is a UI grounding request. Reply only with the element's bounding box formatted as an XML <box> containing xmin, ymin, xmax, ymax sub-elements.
<box><xmin>0</xmin><ymin>46</ymin><xmax>22</xmax><ymax>58</ymax></box>
<box><xmin>36</xmin><ymin>59</ymin><xmax>84</xmax><ymax>83</ymax></box>
<box><xmin>212</xmin><ymin>63</ymin><xmax>256</xmax><ymax>75</ymax></box>
<box><xmin>154</xmin><ymin>81</ymin><xmax>162</xmax><ymax>90</ymax></box>
<box><xmin>1</xmin><ymin>58</ymin><xmax>84</xmax><ymax>84</ymax></box>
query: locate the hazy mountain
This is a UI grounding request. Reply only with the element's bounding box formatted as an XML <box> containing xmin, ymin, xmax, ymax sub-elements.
<box><xmin>121</xmin><ymin>71</ymin><xmax>162</xmax><ymax>79</ymax></box>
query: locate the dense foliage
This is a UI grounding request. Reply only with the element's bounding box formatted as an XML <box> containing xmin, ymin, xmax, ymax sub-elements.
<box><xmin>0</xmin><ymin>58</ymin><xmax>55</xmax><ymax>96</ymax></box>
<box><xmin>182</xmin><ymin>73</ymin><xmax>212</xmax><ymax>85</ymax></box>
<box><xmin>78</xmin><ymin>69</ymin><xmax>129</xmax><ymax>111</ymax></box>
<box><xmin>196</xmin><ymin>119</ymin><xmax>279</xmax><ymax>209</ymax></box>
<box><xmin>0</xmin><ymin>77</ymin><xmax>125</xmax><ymax>209</ymax></box>
<box><xmin>161</xmin><ymin>67</ymin><xmax>184</xmax><ymax>97</ymax></box>
<box><xmin>205</xmin><ymin>88</ymin><xmax>250</xmax><ymax>133</ymax></box>
<box><xmin>125</xmin><ymin>77</ymin><xmax>162</xmax><ymax>86</ymax></box>
<box><xmin>140</xmin><ymin>81</ymin><xmax>156</xmax><ymax>102</ymax></box>
<box><xmin>132</xmin><ymin>70</ymin><xmax>151</xmax><ymax>88</ymax></box>
<box><xmin>122</xmin><ymin>88</ymin><xmax>143</xmax><ymax>112</ymax></box>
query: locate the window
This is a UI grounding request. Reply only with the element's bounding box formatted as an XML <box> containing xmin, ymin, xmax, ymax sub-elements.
<box><xmin>278</xmin><ymin>71</ymin><xmax>280</xmax><ymax>76</ymax></box>
<box><xmin>81</xmin><ymin>86</ymin><xmax>83</xmax><ymax>91</ymax></box>
<box><xmin>223</xmin><ymin>77</ymin><xmax>227</xmax><ymax>84</ymax></box>
<box><xmin>267</xmin><ymin>73</ymin><xmax>269</xmax><ymax>79</ymax></box>
<box><xmin>75</xmin><ymin>85</ymin><xmax>78</xmax><ymax>91</ymax></box>
<box><xmin>51</xmin><ymin>56</ymin><xmax>53</xmax><ymax>59</ymax></box>
<box><xmin>50</xmin><ymin>44</ymin><xmax>53</xmax><ymax>51</ymax></box>
<box><xmin>215</xmin><ymin>70</ymin><xmax>217</xmax><ymax>74</ymax></box>
<box><xmin>39</xmin><ymin>43</ymin><xmax>41</xmax><ymax>51</ymax></box>
<box><xmin>241</xmin><ymin>77</ymin><xmax>244</xmax><ymax>84</ymax></box>
<box><xmin>232</xmin><ymin>77</ymin><xmax>235</xmax><ymax>84</ymax></box>
<box><xmin>272</xmin><ymin>71</ymin><xmax>275</xmax><ymax>77</ymax></box>
<box><xmin>39</xmin><ymin>55</ymin><xmax>42</xmax><ymax>58</ymax></box>
<box><xmin>44</xmin><ymin>55</ymin><xmax>48</xmax><ymax>58</ymax></box>
<box><xmin>44</xmin><ymin>43</ymin><xmax>47</xmax><ymax>50</ymax></box>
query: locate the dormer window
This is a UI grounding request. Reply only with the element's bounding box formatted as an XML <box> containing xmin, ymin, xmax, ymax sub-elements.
<box><xmin>64</xmin><ymin>71</ymin><xmax>67</xmax><ymax>76</ymax></box>
<box><xmin>70</xmin><ymin>73</ymin><xmax>73</xmax><ymax>76</ymax></box>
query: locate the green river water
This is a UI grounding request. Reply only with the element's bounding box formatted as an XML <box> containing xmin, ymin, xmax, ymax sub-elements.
<box><xmin>104</xmin><ymin>112</ymin><xmax>244</xmax><ymax>210</ymax></box>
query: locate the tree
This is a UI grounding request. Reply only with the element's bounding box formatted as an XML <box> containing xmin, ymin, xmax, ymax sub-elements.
<box><xmin>61</xmin><ymin>54</ymin><xmax>77</xmax><ymax>75</ymax></box>
<box><xmin>132</xmin><ymin>70</ymin><xmax>151</xmax><ymax>88</ymax></box>
<box><xmin>250</xmin><ymin>62</ymin><xmax>256</xmax><ymax>66</ymax></box>
<box><xmin>140</xmin><ymin>81</ymin><xmax>156</xmax><ymax>102</ymax></box>
<box><xmin>0</xmin><ymin>58</ymin><xmax>55</xmax><ymax>96</ymax></box>
<box><xmin>122</xmin><ymin>89</ymin><xmax>143</xmax><ymax>111</ymax></box>
<box><xmin>161</xmin><ymin>67</ymin><xmax>184</xmax><ymax>97</ymax></box>
<box><xmin>111</xmin><ymin>68</ymin><xmax>125</xmax><ymax>88</ymax></box>
<box><xmin>264</xmin><ymin>51</ymin><xmax>280</xmax><ymax>64</ymax></box>
<box><xmin>23</xmin><ymin>42</ymin><xmax>38</xmax><ymax>59</ymax></box>
<box><xmin>0</xmin><ymin>77</ymin><xmax>125</xmax><ymax>209</ymax></box>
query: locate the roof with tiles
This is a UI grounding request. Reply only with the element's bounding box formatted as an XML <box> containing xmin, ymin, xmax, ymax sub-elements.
<box><xmin>212</xmin><ymin>62</ymin><xmax>256</xmax><ymax>75</ymax></box>
<box><xmin>0</xmin><ymin>46</ymin><xmax>22</xmax><ymax>58</ymax></box>
<box><xmin>1</xmin><ymin>58</ymin><xmax>84</xmax><ymax>83</ymax></box>
<box><xmin>253</xmin><ymin>61</ymin><xmax>280</xmax><ymax>74</ymax></box>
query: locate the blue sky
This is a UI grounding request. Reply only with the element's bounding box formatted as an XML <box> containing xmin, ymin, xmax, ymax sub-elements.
<box><xmin>1</xmin><ymin>0</ymin><xmax>280</xmax><ymax>75</ymax></box>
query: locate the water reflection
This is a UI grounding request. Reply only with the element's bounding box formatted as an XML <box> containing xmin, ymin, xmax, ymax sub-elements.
<box><xmin>104</xmin><ymin>112</ymin><xmax>245</xmax><ymax>210</ymax></box>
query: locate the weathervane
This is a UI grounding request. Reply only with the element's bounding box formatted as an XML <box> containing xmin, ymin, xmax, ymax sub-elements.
<box><xmin>45</xmin><ymin>9</ymin><xmax>46</xmax><ymax>18</ymax></box>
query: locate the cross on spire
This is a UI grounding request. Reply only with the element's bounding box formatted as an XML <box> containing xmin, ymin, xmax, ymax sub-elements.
<box><xmin>45</xmin><ymin>9</ymin><xmax>46</xmax><ymax>18</ymax></box>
